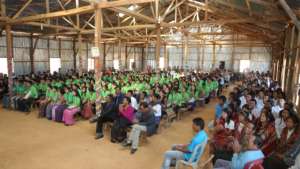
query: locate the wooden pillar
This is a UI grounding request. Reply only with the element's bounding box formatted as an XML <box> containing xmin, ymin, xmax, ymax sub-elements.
<box><xmin>103</xmin><ymin>43</ymin><xmax>106</xmax><ymax>70</ymax></box>
<box><xmin>293</xmin><ymin>34</ymin><xmax>300</xmax><ymax>102</ymax></box>
<box><xmin>212</xmin><ymin>42</ymin><xmax>216</xmax><ymax>69</ymax></box>
<box><xmin>47</xmin><ymin>38</ymin><xmax>50</xmax><ymax>71</ymax></box>
<box><xmin>144</xmin><ymin>43</ymin><xmax>148</xmax><ymax>71</ymax></box>
<box><xmin>141</xmin><ymin>47</ymin><xmax>145</xmax><ymax>71</ymax></box>
<box><xmin>29</xmin><ymin>34</ymin><xmax>34</xmax><ymax>73</ymax></box>
<box><xmin>6</xmin><ymin>25</ymin><xmax>13</xmax><ymax>100</ymax></box>
<box><xmin>125</xmin><ymin>45</ymin><xmax>128</xmax><ymax>69</ymax></box>
<box><xmin>72</xmin><ymin>39</ymin><xmax>77</xmax><ymax>69</ymax></box>
<box><xmin>184</xmin><ymin>34</ymin><xmax>188</xmax><ymax>69</ymax></box>
<box><xmin>118</xmin><ymin>39</ymin><xmax>121</xmax><ymax>68</ymax></box>
<box><xmin>231</xmin><ymin>34</ymin><xmax>235</xmax><ymax>71</ymax></box>
<box><xmin>94</xmin><ymin>8</ymin><xmax>103</xmax><ymax>115</ymax></box>
<box><xmin>156</xmin><ymin>27</ymin><xmax>161</xmax><ymax>69</ymax></box>
<box><xmin>78</xmin><ymin>33</ymin><xmax>83</xmax><ymax>75</ymax></box>
<box><xmin>164</xmin><ymin>44</ymin><xmax>167</xmax><ymax>69</ymax></box>
<box><xmin>202</xmin><ymin>40</ymin><xmax>205</xmax><ymax>70</ymax></box>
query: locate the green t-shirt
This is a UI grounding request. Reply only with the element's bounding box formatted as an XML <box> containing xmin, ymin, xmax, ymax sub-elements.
<box><xmin>70</xmin><ymin>96</ymin><xmax>81</xmax><ymax>107</ymax></box>
<box><xmin>29</xmin><ymin>86</ymin><xmax>38</xmax><ymax>99</ymax></box>
<box><xmin>64</xmin><ymin>92</ymin><xmax>73</xmax><ymax>105</ymax></box>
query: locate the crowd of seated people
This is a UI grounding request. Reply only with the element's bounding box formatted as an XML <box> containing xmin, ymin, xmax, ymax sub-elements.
<box><xmin>205</xmin><ymin>72</ymin><xmax>300</xmax><ymax>169</ymax></box>
<box><xmin>0</xmin><ymin>68</ymin><xmax>234</xmax><ymax>154</ymax></box>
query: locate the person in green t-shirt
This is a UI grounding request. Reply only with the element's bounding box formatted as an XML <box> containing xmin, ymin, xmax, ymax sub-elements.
<box><xmin>62</xmin><ymin>89</ymin><xmax>81</xmax><ymax>126</ymax></box>
<box><xmin>38</xmin><ymin>85</ymin><xmax>53</xmax><ymax>118</ymax></box>
<box><xmin>45</xmin><ymin>87</ymin><xmax>60</xmax><ymax>120</ymax></box>
<box><xmin>81</xmin><ymin>86</ymin><xmax>96</xmax><ymax>119</ymax></box>
<box><xmin>17</xmin><ymin>80</ymin><xmax>38</xmax><ymax>113</ymax></box>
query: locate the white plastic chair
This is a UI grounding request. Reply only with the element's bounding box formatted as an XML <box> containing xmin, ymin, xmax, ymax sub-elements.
<box><xmin>175</xmin><ymin>138</ymin><xmax>208</xmax><ymax>169</ymax></box>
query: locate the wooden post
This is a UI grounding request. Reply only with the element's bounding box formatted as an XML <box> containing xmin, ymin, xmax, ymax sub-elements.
<box><xmin>125</xmin><ymin>45</ymin><xmax>128</xmax><ymax>69</ymax></box>
<box><xmin>141</xmin><ymin>46</ymin><xmax>145</xmax><ymax>70</ymax></box>
<box><xmin>144</xmin><ymin>43</ymin><xmax>148</xmax><ymax>71</ymax></box>
<box><xmin>212</xmin><ymin>42</ymin><xmax>216</xmax><ymax>70</ymax></box>
<box><xmin>29</xmin><ymin>34</ymin><xmax>34</xmax><ymax>73</ymax></box>
<box><xmin>47</xmin><ymin>38</ymin><xmax>50</xmax><ymax>71</ymax></box>
<box><xmin>73</xmin><ymin>38</ymin><xmax>77</xmax><ymax>69</ymax></box>
<box><xmin>118</xmin><ymin>39</ymin><xmax>121</xmax><ymax>68</ymax></box>
<box><xmin>231</xmin><ymin>34</ymin><xmax>235</xmax><ymax>71</ymax></box>
<box><xmin>184</xmin><ymin>33</ymin><xmax>188</xmax><ymax>69</ymax></box>
<box><xmin>156</xmin><ymin>27</ymin><xmax>161</xmax><ymax>69</ymax></box>
<box><xmin>94</xmin><ymin>8</ymin><xmax>103</xmax><ymax>115</ymax></box>
<box><xmin>202</xmin><ymin>40</ymin><xmax>205</xmax><ymax>70</ymax></box>
<box><xmin>103</xmin><ymin>43</ymin><xmax>106</xmax><ymax>70</ymax></box>
<box><xmin>292</xmin><ymin>34</ymin><xmax>300</xmax><ymax>102</ymax></box>
<box><xmin>78</xmin><ymin>33</ymin><xmax>83</xmax><ymax>75</ymax></box>
<box><xmin>6</xmin><ymin>25</ymin><xmax>13</xmax><ymax>100</ymax></box>
<box><xmin>164</xmin><ymin>44</ymin><xmax>167</xmax><ymax>69</ymax></box>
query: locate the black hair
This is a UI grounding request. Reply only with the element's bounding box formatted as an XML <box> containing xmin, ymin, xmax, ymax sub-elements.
<box><xmin>124</xmin><ymin>96</ymin><xmax>131</xmax><ymax>104</ymax></box>
<box><xmin>192</xmin><ymin>117</ymin><xmax>205</xmax><ymax>130</ymax></box>
<box><xmin>218</xmin><ymin>95</ymin><xmax>227</xmax><ymax>103</ymax></box>
<box><xmin>139</xmin><ymin>102</ymin><xmax>148</xmax><ymax>108</ymax></box>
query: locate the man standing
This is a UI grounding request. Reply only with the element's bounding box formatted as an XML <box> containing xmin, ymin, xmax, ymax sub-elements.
<box><xmin>161</xmin><ymin>117</ymin><xmax>208</xmax><ymax>169</ymax></box>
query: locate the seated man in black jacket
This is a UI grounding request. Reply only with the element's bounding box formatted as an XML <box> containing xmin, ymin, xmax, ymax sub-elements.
<box><xmin>122</xmin><ymin>102</ymin><xmax>156</xmax><ymax>154</ymax></box>
<box><xmin>95</xmin><ymin>94</ymin><xmax>117</xmax><ymax>139</ymax></box>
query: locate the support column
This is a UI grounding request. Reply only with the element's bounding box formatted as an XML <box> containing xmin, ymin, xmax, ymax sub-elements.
<box><xmin>78</xmin><ymin>33</ymin><xmax>83</xmax><ymax>75</ymax></box>
<box><xmin>94</xmin><ymin>8</ymin><xmax>103</xmax><ymax>115</ymax></box>
<box><xmin>6</xmin><ymin>25</ymin><xmax>13</xmax><ymax>100</ymax></box>
<box><xmin>103</xmin><ymin>43</ymin><xmax>106</xmax><ymax>70</ymax></box>
<box><xmin>125</xmin><ymin>45</ymin><xmax>128</xmax><ymax>69</ymax></box>
<box><xmin>141</xmin><ymin>47</ymin><xmax>145</xmax><ymax>71</ymax></box>
<box><xmin>118</xmin><ymin>39</ymin><xmax>121</xmax><ymax>69</ymax></box>
<box><xmin>184</xmin><ymin>33</ymin><xmax>188</xmax><ymax>69</ymax></box>
<box><xmin>156</xmin><ymin>27</ymin><xmax>161</xmax><ymax>69</ymax></box>
<box><xmin>73</xmin><ymin>39</ymin><xmax>77</xmax><ymax>69</ymax></box>
<box><xmin>212</xmin><ymin>42</ymin><xmax>216</xmax><ymax>70</ymax></box>
<box><xmin>231</xmin><ymin>34</ymin><xmax>235</xmax><ymax>71</ymax></box>
<box><xmin>29</xmin><ymin>34</ymin><xmax>34</xmax><ymax>73</ymax></box>
<box><xmin>164</xmin><ymin>44</ymin><xmax>167</xmax><ymax>69</ymax></box>
<box><xmin>202</xmin><ymin>40</ymin><xmax>205</xmax><ymax>70</ymax></box>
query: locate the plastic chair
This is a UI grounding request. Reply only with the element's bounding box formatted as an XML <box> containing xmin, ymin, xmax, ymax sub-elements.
<box><xmin>175</xmin><ymin>138</ymin><xmax>208</xmax><ymax>169</ymax></box>
<box><xmin>244</xmin><ymin>159</ymin><xmax>264</xmax><ymax>169</ymax></box>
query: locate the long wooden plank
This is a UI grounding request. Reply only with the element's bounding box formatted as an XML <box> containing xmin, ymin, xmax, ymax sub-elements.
<box><xmin>108</xmin><ymin>7</ymin><xmax>156</xmax><ymax>23</ymax></box>
<box><xmin>8</xmin><ymin>0</ymin><xmax>154</xmax><ymax>24</ymax></box>
<box><xmin>12</xmin><ymin>0</ymin><xmax>32</xmax><ymax>19</ymax></box>
<box><xmin>279</xmin><ymin>0</ymin><xmax>300</xmax><ymax>30</ymax></box>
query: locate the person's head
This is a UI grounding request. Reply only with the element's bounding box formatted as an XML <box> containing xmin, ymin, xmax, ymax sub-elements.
<box><xmin>280</xmin><ymin>109</ymin><xmax>291</xmax><ymax>120</ymax></box>
<box><xmin>286</xmin><ymin>114</ymin><xmax>299</xmax><ymax>130</ymax></box>
<box><xmin>218</xmin><ymin>95</ymin><xmax>226</xmax><ymax>105</ymax></box>
<box><xmin>240</xmin><ymin>134</ymin><xmax>257</xmax><ymax>152</ymax></box>
<box><xmin>127</xmin><ymin>90</ymin><xmax>133</xmax><ymax>97</ymax></box>
<box><xmin>139</xmin><ymin>102</ymin><xmax>149</xmax><ymax>113</ymax></box>
<box><xmin>243</xmin><ymin>122</ymin><xmax>254</xmax><ymax>135</ymax></box>
<box><xmin>249</xmin><ymin>99</ymin><xmax>257</xmax><ymax>109</ymax></box>
<box><xmin>72</xmin><ymin>90</ymin><xmax>79</xmax><ymax>97</ymax></box>
<box><xmin>192</xmin><ymin>117</ymin><xmax>205</xmax><ymax>132</ymax></box>
<box><xmin>107</xmin><ymin>94</ymin><xmax>114</xmax><ymax>103</ymax></box>
<box><xmin>122</xmin><ymin>96</ymin><xmax>131</xmax><ymax>106</ymax></box>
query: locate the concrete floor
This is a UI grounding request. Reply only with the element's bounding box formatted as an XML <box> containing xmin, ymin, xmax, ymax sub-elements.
<box><xmin>0</xmin><ymin>88</ymin><xmax>227</xmax><ymax>169</ymax></box>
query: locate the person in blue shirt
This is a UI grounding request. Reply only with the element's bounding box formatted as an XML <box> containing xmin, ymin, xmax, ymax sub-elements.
<box><xmin>215</xmin><ymin>95</ymin><xmax>227</xmax><ymax>120</ymax></box>
<box><xmin>161</xmin><ymin>117</ymin><xmax>208</xmax><ymax>169</ymax></box>
<box><xmin>213</xmin><ymin>134</ymin><xmax>264</xmax><ymax>169</ymax></box>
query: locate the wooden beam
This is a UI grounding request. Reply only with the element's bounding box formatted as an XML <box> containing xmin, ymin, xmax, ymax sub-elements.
<box><xmin>1</xmin><ymin>0</ymin><xmax>6</xmax><ymax>17</ymax></box>
<box><xmin>156</xmin><ymin>27</ymin><xmax>161</xmax><ymax>69</ymax></box>
<box><xmin>94</xmin><ymin>8</ymin><xmax>103</xmax><ymax>115</ymax></box>
<box><xmin>8</xmin><ymin>0</ymin><xmax>155</xmax><ymax>24</ymax></box>
<box><xmin>5</xmin><ymin>24</ymin><xmax>13</xmax><ymax>100</ymax></box>
<box><xmin>108</xmin><ymin>7</ymin><xmax>156</xmax><ymax>23</ymax></box>
<box><xmin>279</xmin><ymin>0</ymin><xmax>300</xmax><ymax>30</ymax></box>
<box><xmin>78</xmin><ymin>33</ymin><xmax>83</xmax><ymax>75</ymax></box>
<box><xmin>12</xmin><ymin>0</ymin><xmax>32</xmax><ymax>19</ymax></box>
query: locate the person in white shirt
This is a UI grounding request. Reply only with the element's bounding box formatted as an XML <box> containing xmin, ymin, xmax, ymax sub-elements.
<box><xmin>151</xmin><ymin>94</ymin><xmax>162</xmax><ymax>124</ymax></box>
<box><xmin>127</xmin><ymin>90</ymin><xmax>138</xmax><ymax>110</ymax></box>
<box><xmin>275</xmin><ymin>109</ymin><xmax>291</xmax><ymax>138</ymax></box>
<box><xmin>289</xmin><ymin>154</ymin><xmax>300</xmax><ymax>169</ymax></box>
<box><xmin>249</xmin><ymin>99</ymin><xmax>261</xmax><ymax>119</ymax></box>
